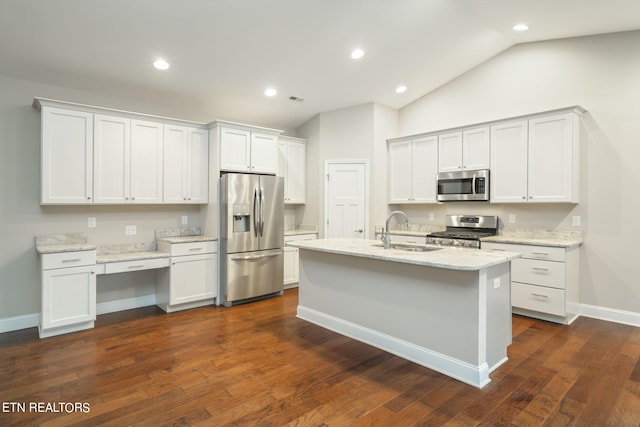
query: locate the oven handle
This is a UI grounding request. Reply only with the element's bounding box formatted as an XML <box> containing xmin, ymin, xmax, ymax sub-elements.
<box><xmin>472</xmin><ymin>174</ymin><xmax>476</xmax><ymax>195</ymax></box>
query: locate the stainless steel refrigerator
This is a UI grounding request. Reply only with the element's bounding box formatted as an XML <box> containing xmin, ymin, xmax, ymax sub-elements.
<box><xmin>219</xmin><ymin>173</ymin><xmax>284</xmax><ymax>306</ymax></box>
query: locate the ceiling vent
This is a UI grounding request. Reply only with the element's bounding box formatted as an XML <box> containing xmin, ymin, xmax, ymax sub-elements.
<box><xmin>288</xmin><ymin>95</ymin><xmax>305</xmax><ymax>102</ymax></box>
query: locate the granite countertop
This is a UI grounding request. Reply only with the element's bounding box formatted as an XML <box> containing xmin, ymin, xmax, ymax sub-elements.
<box><xmin>284</xmin><ymin>225</ymin><xmax>318</xmax><ymax>236</ymax></box>
<box><xmin>481</xmin><ymin>229</ymin><xmax>583</xmax><ymax>248</ymax></box>
<box><xmin>155</xmin><ymin>235</ymin><xmax>217</xmax><ymax>244</ymax></box>
<box><xmin>36</xmin><ymin>242</ymin><xmax>97</xmax><ymax>254</ymax></box>
<box><xmin>287</xmin><ymin>238</ymin><xmax>520</xmax><ymax>271</ymax></box>
<box><xmin>374</xmin><ymin>224</ymin><xmax>445</xmax><ymax>238</ymax></box>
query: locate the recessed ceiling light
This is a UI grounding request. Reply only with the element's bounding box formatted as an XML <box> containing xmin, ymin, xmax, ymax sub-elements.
<box><xmin>512</xmin><ymin>23</ymin><xmax>529</xmax><ymax>31</ymax></box>
<box><xmin>395</xmin><ymin>85</ymin><xmax>408</xmax><ymax>94</ymax></box>
<box><xmin>264</xmin><ymin>88</ymin><xmax>277</xmax><ymax>97</ymax></box>
<box><xmin>351</xmin><ymin>48</ymin><xmax>365</xmax><ymax>60</ymax></box>
<box><xmin>153</xmin><ymin>59</ymin><xmax>170</xmax><ymax>70</ymax></box>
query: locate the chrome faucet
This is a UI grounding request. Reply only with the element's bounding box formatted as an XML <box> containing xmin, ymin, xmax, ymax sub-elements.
<box><xmin>381</xmin><ymin>210</ymin><xmax>409</xmax><ymax>249</ymax></box>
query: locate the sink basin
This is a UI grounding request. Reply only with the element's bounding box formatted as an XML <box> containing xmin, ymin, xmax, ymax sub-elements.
<box><xmin>373</xmin><ymin>242</ymin><xmax>442</xmax><ymax>252</ymax></box>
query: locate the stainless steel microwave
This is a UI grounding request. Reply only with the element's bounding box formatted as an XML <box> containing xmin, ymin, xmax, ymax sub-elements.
<box><xmin>436</xmin><ymin>169</ymin><xmax>489</xmax><ymax>202</ymax></box>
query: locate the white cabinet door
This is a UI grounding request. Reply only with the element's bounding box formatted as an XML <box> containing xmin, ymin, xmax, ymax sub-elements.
<box><xmin>220</xmin><ymin>127</ymin><xmax>251</xmax><ymax>172</ymax></box>
<box><xmin>170</xmin><ymin>253</ymin><xmax>217</xmax><ymax>305</ymax></box>
<box><xmin>250</xmin><ymin>132</ymin><xmax>278</xmax><ymax>174</ymax></box>
<box><xmin>285</xmin><ymin>140</ymin><xmax>306</xmax><ymax>203</ymax></box>
<box><xmin>490</xmin><ymin>120</ymin><xmax>528</xmax><ymax>203</ymax></box>
<box><xmin>462</xmin><ymin>126</ymin><xmax>490</xmax><ymax>170</ymax></box>
<box><xmin>93</xmin><ymin>114</ymin><xmax>130</xmax><ymax>204</ymax></box>
<box><xmin>411</xmin><ymin>136</ymin><xmax>438</xmax><ymax>202</ymax></box>
<box><xmin>277</xmin><ymin>140</ymin><xmax>287</xmax><ymax>178</ymax></box>
<box><xmin>130</xmin><ymin>119</ymin><xmax>163</xmax><ymax>204</ymax></box>
<box><xmin>41</xmin><ymin>107</ymin><xmax>94</xmax><ymax>204</ymax></box>
<box><xmin>528</xmin><ymin>113</ymin><xmax>576</xmax><ymax>203</ymax></box>
<box><xmin>438</xmin><ymin>131</ymin><xmax>463</xmax><ymax>172</ymax></box>
<box><xmin>388</xmin><ymin>140</ymin><xmax>413</xmax><ymax>203</ymax></box>
<box><xmin>41</xmin><ymin>265</ymin><xmax>96</xmax><ymax>329</ymax></box>
<box><xmin>163</xmin><ymin>125</ymin><xmax>209</xmax><ymax>203</ymax></box>
<box><xmin>186</xmin><ymin>128</ymin><xmax>209</xmax><ymax>203</ymax></box>
<box><xmin>283</xmin><ymin>247</ymin><xmax>299</xmax><ymax>286</ymax></box>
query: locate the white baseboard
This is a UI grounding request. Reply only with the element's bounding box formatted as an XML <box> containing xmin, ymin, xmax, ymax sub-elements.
<box><xmin>96</xmin><ymin>294</ymin><xmax>157</xmax><ymax>315</ymax></box>
<box><xmin>579</xmin><ymin>304</ymin><xmax>640</xmax><ymax>327</ymax></box>
<box><xmin>0</xmin><ymin>295</ymin><xmax>157</xmax><ymax>334</ymax></box>
<box><xmin>297</xmin><ymin>305</ymin><xmax>490</xmax><ymax>389</ymax></box>
<box><xmin>0</xmin><ymin>313</ymin><xmax>39</xmax><ymax>334</ymax></box>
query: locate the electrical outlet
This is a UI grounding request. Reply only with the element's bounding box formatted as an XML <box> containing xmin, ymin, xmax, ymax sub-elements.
<box><xmin>181</xmin><ymin>215</ymin><xmax>188</xmax><ymax>225</ymax></box>
<box><xmin>88</xmin><ymin>217</ymin><xmax>96</xmax><ymax>228</ymax></box>
<box><xmin>493</xmin><ymin>278</ymin><xmax>501</xmax><ymax>289</ymax></box>
<box><xmin>509</xmin><ymin>214</ymin><xmax>516</xmax><ymax>224</ymax></box>
<box><xmin>428</xmin><ymin>213</ymin><xmax>435</xmax><ymax>221</ymax></box>
<box><xmin>572</xmin><ymin>215</ymin><xmax>581</xmax><ymax>227</ymax></box>
<box><xmin>125</xmin><ymin>225</ymin><xmax>137</xmax><ymax>235</ymax></box>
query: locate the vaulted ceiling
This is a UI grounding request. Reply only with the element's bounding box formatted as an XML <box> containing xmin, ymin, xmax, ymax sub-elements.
<box><xmin>2</xmin><ymin>0</ymin><xmax>639</xmax><ymax>129</ymax></box>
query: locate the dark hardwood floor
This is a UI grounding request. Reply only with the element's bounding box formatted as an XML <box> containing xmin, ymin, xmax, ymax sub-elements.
<box><xmin>1</xmin><ymin>288</ymin><xmax>639</xmax><ymax>426</ymax></box>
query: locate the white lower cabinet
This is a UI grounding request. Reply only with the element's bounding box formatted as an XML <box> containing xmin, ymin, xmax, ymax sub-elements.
<box><xmin>284</xmin><ymin>233</ymin><xmax>318</xmax><ymax>288</ymax></box>
<box><xmin>40</xmin><ymin>250</ymin><xmax>97</xmax><ymax>338</ymax></box>
<box><xmin>156</xmin><ymin>241</ymin><xmax>218</xmax><ymax>312</ymax></box>
<box><xmin>482</xmin><ymin>242</ymin><xmax>580</xmax><ymax>324</ymax></box>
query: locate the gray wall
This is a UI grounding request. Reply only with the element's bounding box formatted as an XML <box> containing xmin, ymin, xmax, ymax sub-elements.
<box><xmin>398</xmin><ymin>30</ymin><xmax>640</xmax><ymax>314</ymax></box>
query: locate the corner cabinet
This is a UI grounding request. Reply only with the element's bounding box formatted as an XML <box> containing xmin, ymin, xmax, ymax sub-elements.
<box><xmin>39</xmin><ymin>250</ymin><xmax>97</xmax><ymax>338</ymax></box>
<box><xmin>388</xmin><ymin>136</ymin><xmax>438</xmax><ymax>203</ymax></box>
<box><xmin>156</xmin><ymin>240</ymin><xmax>218</xmax><ymax>312</ymax></box>
<box><xmin>483</xmin><ymin>242</ymin><xmax>580</xmax><ymax>325</ymax></box>
<box><xmin>278</xmin><ymin>136</ymin><xmax>306</xmax><ymax>204</ymax></box>
<box><xmin>284</xmin><ymin>233</ymin><xmax>317</xmax><ymax>288</ymax></box>
<box><xmin>213</xmin><ymin>122</ymin><xmax>281</xmax><ymax>175</ymax></box>
<box><xmin>491</xmin><ymin>109</ymin><xmax>582</xmax><ymax>204</ymax></box>
<box><xmin>39</xmin><ymin>106</ymin><xmax>94</xmax><ymax>204</ymax></box>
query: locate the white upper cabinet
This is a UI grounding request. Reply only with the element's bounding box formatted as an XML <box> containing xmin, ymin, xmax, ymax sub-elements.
<box><xmin>94</xmin><ymin>115</ymin><xmax>163</xmax><ymax>204</ymax></box>
<box><xmin>163</xmin><ymin>125</ymin><xmax>209</xmax><ymax>204</ymax></box>
<box><xmin>528</xmin><ymin>113</ymin><xmax>579</xmax><ymax>203</ymax></box>
<box><xmin>490</xmin><ymin>120</ymin><xmax>529</xmax><ymax>203</ymax></box>
<box><xmin>491</xmin><ymin>111</ymin><xmax>580</xmax><ymax>204</ymax></box>
<box><xmin>438</xmin><ymin>131</ymin><xmax>463</xmax><ymax>172</ymax></box>
<box><xmin>388</xmin><ymin>135</ymin><xmax>438</xmax><ymax>203</ymax></box>
<box><xmin>218</xmin><ymin>125</ymin><xmax>279</xmax><ymax>175</ymax></box>
<box><xmin>438</xmin><ymin>127</ymin><xmax>490</xmax><ymax>172</ymax></box>
<box><xmin>40</xmin><ymin>106</ymin><xmax>94</xmax><ymax>204</ymax></box>
<box><xmin>278</xmin><ymin>136</ymin><xmax>306</xmax><ymax>204</ymax></box>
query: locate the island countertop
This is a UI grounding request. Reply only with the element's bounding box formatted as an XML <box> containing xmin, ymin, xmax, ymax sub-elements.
<box><xmin>287</xmin><ymin>238</ymin><xmax>520</xmax><ymax>271</ymax></box>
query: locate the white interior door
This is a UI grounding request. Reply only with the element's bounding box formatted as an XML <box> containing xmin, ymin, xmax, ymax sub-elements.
<box><xmin>325</xmin><ymin>161</ymin><xmax>368</xmax><ymax>239</ymax></box>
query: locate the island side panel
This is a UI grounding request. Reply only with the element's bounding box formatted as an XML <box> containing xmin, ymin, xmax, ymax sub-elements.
<box><xmin>483</xmin><ymin>263</ymin><xmax>512</xmax><ymax>372</ymax></box>
<box><xmin>296</xmin><ymin>249</ymin><xmax>483</xmax><ymax>366</ymax></box>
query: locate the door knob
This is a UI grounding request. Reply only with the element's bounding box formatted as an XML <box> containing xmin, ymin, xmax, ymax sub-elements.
<box><xmin>355</xmin><ymin>229</ymin><xmax>363</xmax><ymax>233</ymax></box>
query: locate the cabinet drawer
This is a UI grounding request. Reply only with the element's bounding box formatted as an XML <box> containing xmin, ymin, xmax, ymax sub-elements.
<box><xmin>482</xmin><ymin>242</ymin><xmax>565</xmax><ymax>262</ymax></box>
<box><xmin>169</xmin><ymin>241</ymin><xmax>217</xmax><ymax>256</ymax></box>
<box><xmin>512</xmin><ymin>258</ymin><xmax>566</xmax><ymax>289</ymax></box>
<box><xmin>41</xmin><ymin>250</ymin><xmax>96</xmax><ymax>270</ymax></box>
<box><xmin>103</xmin><ymin>257</ymin><xmax>170</xmax><ymax>274</ymax></box>
<box><xmin>284</xmin><ymin>233</ymin><xmax>317</xmax><ymax>243</ymax></box>
<box><xmin>512</xmin><ymin>282</ymin><xmax>566</xmax><ymax>317</ymax></box>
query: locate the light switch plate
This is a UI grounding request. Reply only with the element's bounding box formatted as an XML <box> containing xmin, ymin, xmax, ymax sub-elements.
<box><xmin>508</xmin><ymin>214</ymin><xmax>516</xmax><ymax>224</ymax></box>
<box><xmin>493</xmin><ymin>278</ymin><xmax>501</xmax><ymax>289</ymax></box>
<box><xmin>428</xmin><ymin>213</ymin><xmax>435</xmax><ymax>221</ymax></box>
<box><xmin>125</xmin><ymin>225</ymin><xmax>137</xmax><ymax>235</ymax></box>
<box><xmin>88</xmin><ymin>217</ymin><xmax>96</xmax><ymax>228</ymax></box>
<box><xmin>572</xmin><ymin>215</ymin><xmax>581</xmax><ymax>227</ymax></box>
<box><xmin>181</xmin><ymin>215</ymin><xmax>188</xmax><ymax>225</ymax></box>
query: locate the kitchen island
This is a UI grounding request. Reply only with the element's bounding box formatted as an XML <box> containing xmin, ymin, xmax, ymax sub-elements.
<box><xmin>286</xmin><ymin>238</ymin><xmax>520</xmax><ymax>388</ymax></box>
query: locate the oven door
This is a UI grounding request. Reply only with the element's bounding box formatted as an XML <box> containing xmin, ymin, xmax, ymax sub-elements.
<box><xmin>437</xmin><ymin>169</ymin><xmax>489</xmax><ymax>201</ymax></box>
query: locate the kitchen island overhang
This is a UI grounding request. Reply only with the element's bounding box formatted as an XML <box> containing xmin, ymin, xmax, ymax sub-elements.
<box><xmin>286</xmin><ymin>238</ymin><xmax>521</xmax><ymax>389</ymax></box>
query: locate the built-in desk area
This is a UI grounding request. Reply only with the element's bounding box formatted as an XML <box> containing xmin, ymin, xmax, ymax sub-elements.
<box><xmin>36</xmin><ymin>229</ymin><xmax>217</xmax><ymax>338</ymax></box>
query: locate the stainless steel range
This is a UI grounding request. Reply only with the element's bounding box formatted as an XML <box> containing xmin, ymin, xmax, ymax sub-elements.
<box><xmin>426</xmin><ymin>215</ymin><xmax>498</xmax><ymax>249</ymax></box>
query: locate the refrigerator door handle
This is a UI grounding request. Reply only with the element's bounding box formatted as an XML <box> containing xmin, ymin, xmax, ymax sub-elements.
<box><xmin>253</xmin><ymin>186</ymin><xmax>260</xmax><ymax>238</ymax></box>
<box><xmin>230</xmin><ymin>253</ymin><xmax>281</xmax><ymax>261</ymax></box>
<box><xmin>260</xmin><ymin>185</ymin><xmax>265</xmax><ymax>237</ymax></box>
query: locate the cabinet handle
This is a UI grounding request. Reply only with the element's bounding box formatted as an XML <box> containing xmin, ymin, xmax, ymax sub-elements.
<box><xmin>532</xmin><ymin>267</ymin><xmax>549</xmax><ymax>271</ymax></box>
<box><xmin>531</xmin><ymin>293</ymin><xmax>548</xmax><ymax>298</ymax></box>
<box><xmin>490</xmin><ymin>248</ymin><xmax>505</xmax><ymax>251</ymax></box>
<box><xmin>87</xmin><ymin>196</ymin><xmax>92</xmax><ymax>200</ymax></box>
<box><xmin>189</xmin><ymin>247</ymin><xmax>203</xmax><ymax>251</ymax></box>
<box><xmin>532</xmin><ymin>252</ymin><xmax>549</xmax><ymax>256</ymax></box>
<box><xmin>61</xmin><ymin>258</ymin><xmax>81</xmax><ymax>263</ymax></box>
<box><xmin>128</xmin><ymin>264</ymin><xmax>145</xmax><ymax>269</ymax></box>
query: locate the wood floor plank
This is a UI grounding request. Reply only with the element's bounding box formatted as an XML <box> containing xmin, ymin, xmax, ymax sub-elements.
<box><xmin>1</xmin><ymin>288</ymin><xmax>640</xmax><ymax>426</ymax></box>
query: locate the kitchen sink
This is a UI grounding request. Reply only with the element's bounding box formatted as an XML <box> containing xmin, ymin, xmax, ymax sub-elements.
<box><xmin>373</xmin><ymin>242</ymin><xmax>442</xmax><ymax>252</ymax></box>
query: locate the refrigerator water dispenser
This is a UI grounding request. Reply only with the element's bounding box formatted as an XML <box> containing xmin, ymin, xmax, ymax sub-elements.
<box><xmin>232</xmin><ymin>204</ymin><xmax>251</xmax><ymax>232</ymax></box>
